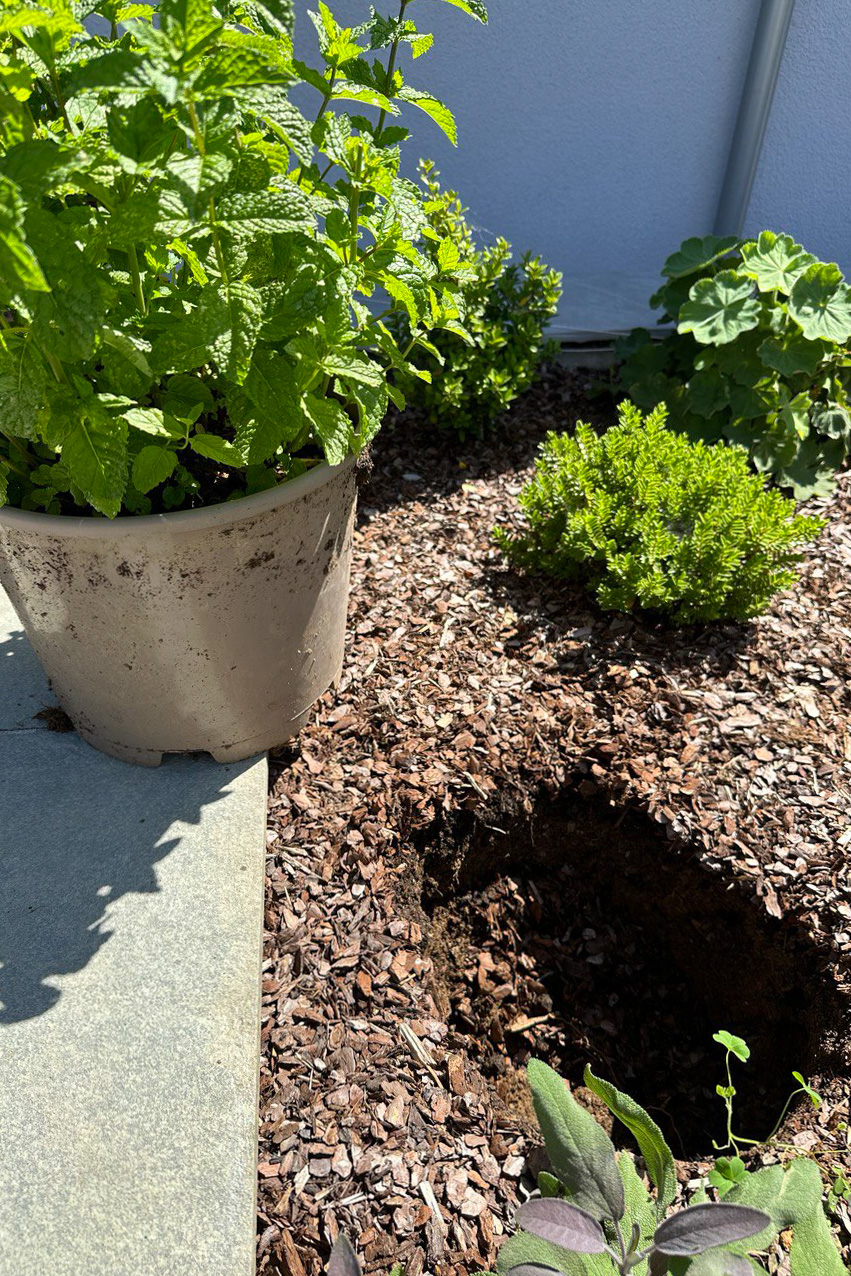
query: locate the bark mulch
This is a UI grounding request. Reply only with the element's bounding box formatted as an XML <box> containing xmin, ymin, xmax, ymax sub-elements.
<box><xmin>258</xmin><ymin>365</ymin><xmax>851</xmax><ymax>1276</ymax></box>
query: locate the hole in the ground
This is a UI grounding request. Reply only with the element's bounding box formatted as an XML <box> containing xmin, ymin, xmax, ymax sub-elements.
<box><xmin>417</xmin><ymin>793</ymin><xmax>845</xmax><ymax>1161</ymax></box>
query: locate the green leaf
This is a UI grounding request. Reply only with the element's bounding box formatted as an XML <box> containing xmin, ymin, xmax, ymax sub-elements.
<box><xmin>688</xmin><ymin>369</ymin><xmax>729</xmax><ymax>419</ymax></box>
<box><xmin>0</xmin><ymin>339</ymin><xmax>49</xmax><ymax>439</ymax></box>
<box><xmin>527</xmin><ymin>1059</ymin><xmax>624</xmax><ymax>1223</ymax></box>
<box><xmin>812</xmin><ymin>404</ymin><xmax>851</xmax><ymax>443</ymax></box>
<box><xmin>215</xmin><ymin>184</ymin><xmax>316</xmax><ymax>237</ymax></box>
<box><xmin>396</xmin><ymin>86</ymin><xmax>457</xmax><ymax>144</ymax></box>
<box><xmin>302</xmin><ymin>393</ymin><xmax>351</xmax><ymax>465</ymax></box>
<box><xmin>439</xmin><ymin>0</ymin><xmax>487</xmax><ymax>22</ymax></box>
<box><xmin>189</xmin><ymin>433</ymin><xmax>245</xmax><ymax>466</ymax></box>
<box><xmin>675</xmin><ymin>1254</ymin><xmax>753</xmax><ymax>1276</ymax></box>
<box><xmin>496</xmin><ymin>1230</ymin><xmax>592</xmax><ymax>1276</ymax></box>
<box><xmin>132</xmin><ymin>444</ymin><xmax>178</xmax><ymax>492</ymax></box>
<box><xmin>0</xmin><ymin>177</ymin><xmax>49</xmax><ymax>293</ymax></box>
<box><xmin>758</xmin><ymin>333</ymin><xmax>827</xmax><ymax>377</ymax></box>
<box><xmin>713</xmin><ymin>1032</ymin><xmax>750</xmax><ymax>1063</ymax></box>
<box><xmin>437</xmin><ymin>237</ymin><xmax>461</xmax><ymax>273</ymax></box>
<box><xmin>584</xmin><ymin>1067</ymin><xmax>677</xmax><ymax>1215</ymax></box>
<box><xmin>773</xmin><ymin>388</ymin><xmax>810</xmax><ymax>441</ymax></box>
<box><xmin>708</xmin><ymin>1157</ymin><xmax>749</xmax><ymax>1200</ymax></box>
<box><xmin>777</xmin><ymin>436</ymin><xmax>842</xmax><ymax>498</ymax></box>
<box><xmin>661</xmin><ymin>235</ymin><xmax>740</xmax><ymax>281</ymax></box>
<box><xmin>739</xmin><ymin>232</ymin><xmax>816</xmax><ymax>294</ymax></box>
<box><xmin>617</xmin><ymin>1149</ymin><xmax>656</xmax><ymax>1256</ymax></box>
<box><xmin>61</xmin><ymin>403</ymin><xmax>128</xmax><ymax>519</ymax></box>
<box><xmin>725</xmin><ymin>1159</ymin><xmax>822</xmax><ymax>1243</ymax></box>
<box><xmin>384</xmin><ymin>273</ymin><xmax>420</xmax><ymax>326</ymax></box>
<box><xmin>788</xmin><ymin>262</ymin><xmax>851</xmax><ymax>343</ymax></box>
<box><xmin>0</xmin><ymin>458</ymin><xmax>8</xmax><ymax>506</ymax></box>
<box><xmin>323</xmin><ymin>349</ymin><xmax>384</xmax><ymax>388</ymax></box>
<box><xmin>678</xmin><ymin>272</ymin><xmax>761</xmax><ymax>346</ymax></box>
<box><xmin>123</xmin><ymin>407</ymin><xmax>183</xmax><ymax>438</ymax></box>
<box><xmin>788</xmin><ymin>1194</ymin><xmax>846</xmax><ymax>1275</ymax></box>
<box><xmin>152</xmin><ymin>281</ymin><xmax>263</xmax><ymax>382</ymax></box>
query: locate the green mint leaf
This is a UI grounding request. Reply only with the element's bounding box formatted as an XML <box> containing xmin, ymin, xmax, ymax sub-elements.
<box><xmin>302</xmin><ymin>393</ymin><xmax>351</xmax><ymax>465</ymax></box>
<box><xmin>215</xmin><ymin>184</ymin><xmax>315</xmax><ymax>237</ymax></box>
<box><xmin>0</xmin><ymin>339</ymin><xmax>49</xmax><ymax>439</ymax></box>
<box><xmin>189</xmin><ymin>433</ymin><xmax>245</xmax><ymax>467</ymax></box>
<box><xmin>132</xmin><ymin>444</ymin><xmax>178</xmax><ymax>493</ymax></box>
<box><xmin>396</xmin><ymin>85</ymin><xmax>457</xmax><ymax>144</ymax></box>
<box><xmin>61</xmin><ymin>404</ymin><xmax>128</xmax><ymax>518</ymax></box>
<box><xmin>438</xmin><ymin>0</ymin><xmax>487</xmax><ymax>22</ymax></box>
<box><xmin>0</xmin><ymin>176</ymin><xmax>49</xmax><ymax>293</ymax></box>
<box><xmin>122</xmin><ymin>407</ymin><xmax>183</xmax><ymax>438</ymax></box>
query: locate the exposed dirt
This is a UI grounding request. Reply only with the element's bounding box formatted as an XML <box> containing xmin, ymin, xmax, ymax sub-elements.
<box><xmin>418</xmin><ymin>792</ymin><xmax>842</xmax><ymax>1159</ymax></box>
<box><xmin>257</xmin><ymin>364</ymin><xmax>851</xmax><ymax>1276</ymax></box>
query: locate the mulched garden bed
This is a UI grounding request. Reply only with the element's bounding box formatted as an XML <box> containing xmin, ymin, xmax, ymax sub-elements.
<box><xmin>257</xmin><ymin>364</ymin><xmax>851</xmax><ymax>1276</ymax></box>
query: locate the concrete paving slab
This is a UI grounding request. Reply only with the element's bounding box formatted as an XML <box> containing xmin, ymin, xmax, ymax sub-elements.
<box><xmin>0</xmin><ymin>588</ymin><xmax>57</xmax><ymax>731</ymax></box>
<box><xmin>0</xmin><ymin>594</ymin><xmax>267</xmax><ymax>1276</ymax></box>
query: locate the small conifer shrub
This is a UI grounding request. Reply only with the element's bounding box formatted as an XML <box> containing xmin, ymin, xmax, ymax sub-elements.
<box><xmin>494</xmin><ymin>402</ymin><xmax>823</xmax><ymax>623</ymax></box>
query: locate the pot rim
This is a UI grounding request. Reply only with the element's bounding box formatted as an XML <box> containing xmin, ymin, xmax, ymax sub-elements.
<box><xmin>0</xmin><ymin>455</ymin><xmax>356</xmax><ymax>539</ymax></box>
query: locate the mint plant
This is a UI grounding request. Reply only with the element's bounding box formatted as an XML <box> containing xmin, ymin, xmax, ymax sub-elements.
<box><xmin>617</xmin><ymin>232</ymin><xmax>851</xmax><ymax>498</ymax></box>
<box><xmin>494</xmin><ymin>402</ymin><xmax>823</xmax><ymax>624</ymax></box>
<box><xmin>495</xmin><ymin>1058</ymin><xmax>845</xmax><ymax>1275</ymax></box>
<box><xmin>711</xmin><ymin>1030</ymin><xmax>821</xmax><ymax>1158</ymax></box>
<box><xmin>0</xmin><ymin>0</ymin><xmax>486</xmax><ymax>517</ymax></box>
<box><xmin>391</xmin><ymin>161</ymin><xmax>562</xmax><ymax>438</ymax></box>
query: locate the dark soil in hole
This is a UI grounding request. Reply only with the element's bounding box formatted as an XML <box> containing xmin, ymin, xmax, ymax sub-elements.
<box><xmin>418</xmin><ymin>792</ymin><xmax>846</xmax><ymax>1160</ymax></box>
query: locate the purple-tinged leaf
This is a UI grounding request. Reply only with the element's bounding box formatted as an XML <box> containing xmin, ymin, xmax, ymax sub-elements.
<box><xmin>654</xmin><ymin>1203</ymin><xmax>770</xmax><ymax>1256</ymax></box>
<box><xmin>328</xmin><ymin>1236</ymin><xmax>361</xmax><ymax>1276</ymax></box>
<box><xmin>515</xmin><ymin>1199</ymin><xmax>607</xmax><ymax>1255</ymax></box>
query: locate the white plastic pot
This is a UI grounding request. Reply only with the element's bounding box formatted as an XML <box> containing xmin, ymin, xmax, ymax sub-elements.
<box><xmin>0</xmin><ymin>458</ymin><xmax>357</xmax><ymax>765</ymax></box>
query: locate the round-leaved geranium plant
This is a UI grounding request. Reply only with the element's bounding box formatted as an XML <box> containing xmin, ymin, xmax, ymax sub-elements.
<box><xmin>0</xmin><ymin>0</ymin><xmax>486</xmax><ymax>516</ymax></box>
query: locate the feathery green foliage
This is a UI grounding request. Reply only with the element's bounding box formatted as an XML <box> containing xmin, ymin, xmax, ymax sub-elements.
<box><xmin>0</xmin><ymin>0</ymin><xmax>485</xmax><ymax>516</ymax></box>
<box><xmin>392</xmin><ymin>161</ymin><xmax>562</xmax><ymax>438</ymax></box>
<box><xmin>494</xmin><ymin>402</ymin><xmax>823</xmax><ymax>624</ymax></box>
<box><xmin>617</xmin><ymin>232</ymin><xmax>851</xmax><ymax>498</ymax></box>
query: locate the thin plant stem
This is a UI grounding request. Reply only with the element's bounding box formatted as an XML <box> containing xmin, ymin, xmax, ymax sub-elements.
<box><xmin>376</xmin><ymin>0</ymin><xmax>409</xmax><ymax>138</ymax></box>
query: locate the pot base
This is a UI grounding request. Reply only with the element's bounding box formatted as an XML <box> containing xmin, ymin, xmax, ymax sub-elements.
<box><xmin>73</xmin><ymin>702</ymin><xmax>317</xmax><ymax>766</ymax></box>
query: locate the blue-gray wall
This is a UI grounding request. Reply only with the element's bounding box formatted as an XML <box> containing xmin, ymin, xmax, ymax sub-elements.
<box><xmin>293</xmin><ymin>0</ymin><xmax>851</xmax><ymax>334</ymax></box>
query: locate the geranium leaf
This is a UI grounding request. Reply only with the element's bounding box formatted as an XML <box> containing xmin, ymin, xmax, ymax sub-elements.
<box><xmin>788</xmin><ymin>262</ymin><xmax>851</xmax><ymax>342</ymax></box>
<box><xmin>661</xmin><ymin>235</ymin><xmax>740</xmax><ymax>281</ymax></box>
<box><xmin>758</xmin><ymin>333</ymin><xmax>827</xmax><ymax>377</ymax></box>
<box><xmin>740</xmin><ymin>231</ymin><xmax>816</xmax><ymax>294</ymax></box>
<box><xmin>678</xmin><ymin>272</ymin><xmax>761</xmax><ymax>345</ymax></box>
